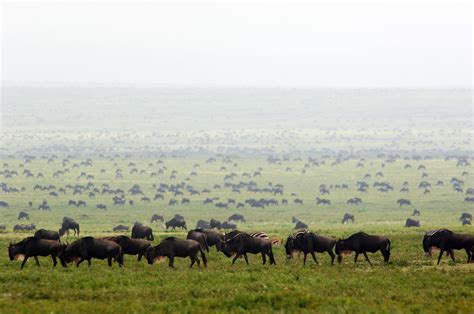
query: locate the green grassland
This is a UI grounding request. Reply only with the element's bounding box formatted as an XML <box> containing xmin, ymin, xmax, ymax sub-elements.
<box><xmin>0</xmin><ymin>156</ymin><xmax>473</xmax><ymax>313</ymax></box>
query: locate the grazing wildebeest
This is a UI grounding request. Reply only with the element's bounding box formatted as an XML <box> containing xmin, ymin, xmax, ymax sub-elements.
<box><xmin>397</xmin><ymin>199</ymin><xmax>411</xmax><ymax>206</ymax></box>
<box><xmin>17</xmin><ymin>211</ymin><xmax>29</xmax><ymax>220</ymax></box>
<box><xmin>112</xmin><ymin>224</ymin><xmax>129</xmax><ymax>232</ymax></box>
<box><xmin>131</xmin><ymin>224</ymin><xmax>154</xmax><ymax>240</ymax></box>
<box><xmin>145</xmin><ymin>237</ymin><xmax>207</xmax><ymax>268</ymax></box>
<box><xmin>14</xmin><ymin>224</ymin><xmax>36</xmax><ymax>232</ymax></box>
<box><xmin>405</xmin><ymin>218</ymin><xmax>420</xmax><ymax>227</ymax></box>
<box><xmin>294</xmin><ymin>220</ymin><xmax>308</xmax><ymax>230</ymax></box>
<box><xmin>221</xmin><ymin>232</ymin><xmax>276</xmax><ymax>265</ymax></box>
<box><xmin>34</xmin><ymin>229</ymin><xmax>60</xmax><ymax>241</ymax></box>
<box><xmin>62</xmin><ymin>237</ymin><xmax>123</xmax><ymax>267</ymax></box>
<box><xmin>412</xmin><ymin>208</ymin><xmax>421</xmax><ymax>216</ymax></box>
<box><xmin>228</xmin><ymin>214</ymin><xmax>246</xmax><ymax>223</ymax></box>
<box><xmin>462</xmin><ymin>219</ymin><xmax>471</xmax><ymax>226</ymax></box>
<box><xmin>196</xmin><ymin>220</ymin><xmax>211</xmax><ymax>229</ymax></box>
<box><xmin>423</xmin><ymin>229</ymin><xmax>474</xmax><ymax>264</ymax></box>
<box><xmin>194</xmin><ymin>229</ymin><xmax>224</xmax><ymax>250</ymax></box>
<box><xmin>285</xmin><ymin>231</ymin><xmax>336</xmax><ymax>265</ymax></box>
<box><xmin>335</xmin><ymin>232</ymin><xmax>391</xmax><ymax>265</ymax></box>
<box><xmin>342</xmin><ymin>213</ymin><xmax>355</xmax><ymax>224</ymax></box>
<box><xmin>96</xmin><ymin>204</ymin><xmax>107</xmax><ymax>210</ymax></box>
<box><xmin>105</xmin><ymin>235</ymin><xmax>151</xmax><ymax>261</ymax></box>
<box><xmin>8</xmin><ymin>237</ymin><xmax>66</xmax><ymax>269</ymax></box>
<box><xmin>187</xmin><ymin>230</ymin><xmax>209</xmax><ymax>252</ymax></box>
<box><xmin>459</xmin><ymin>213</ymin><xmax>472</xmax><ymax>221</ymax></box>
<box><xmin>59</xmin><ymin>218</ymin><xmax>80</xmax><ymax>237</ymax></box>
<box><xmin>221</xmin><ymin>221</ymin><xmax>237</xmax><ymax>230</ymax></box>
<box><xmin>165</xmin><ymin>218</ymin><xmax>187</xmax><ymax>231</ymax></box>
<box><xmin>150</xmin><ymin>214</ymin><xmax>164</xmax><ymax>223</ymax></box>
<box><xmin>210</xmin><ymin>218</ymin><xmax>221</xmax><ymax>229</ymax></box>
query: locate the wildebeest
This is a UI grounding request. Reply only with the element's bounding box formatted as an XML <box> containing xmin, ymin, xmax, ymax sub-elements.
<box><xmin>145</xmin><ymin>237</ymin><xmax>207</xmax><ymax>268</ymax></box>
<box><xmin>150</xmin><ymin>214</ymin><xmax>164</xmax><ymax>223</ymax></box>
<box><xmin>228</xmin><ymin>214</ymin><xmax>246</xmax><ymax>223</ymax></box>
<box><xmin>285</xmin><ymin>230</ymin><xmax>336</xmax><ymax>265</ymax></box>
<box><xmin>165</xmin><ymin>218</ymin><xmax>187</xmax><ymax>231</ymax></box>
<box><xmin>210</xmin><ymin>218</ymin><xmax>221</xmax><ymax>229</ymax></box>
<box><xmin>221</xmin><ymin>232</ymin><xmax>276</xmax><ymax>265</ymax></box>
<box><xmin>412</xmin><ymin>208</ymin><xmax>421</xmax><ymax>216</ymax></box>
<box><xmin>221</xmin><ymin>221</ymin><xmax>237</xmax><ymax>230</ymax></box>
<box><xmin>112</xmin><ymin>224</ymin><xmax>129</xmax><ymax>232</ymax></box>
<box><xmin>397</xmin><ymin>199</ymin><xmax>411</xmax><ymax>206</ymax></box>
<box><xmin>59</xmin><ymin>217</ymin><xmax>80</xmax><ymax>237</ymax></box>
<box><xmin>13</xmin><ymin>224</ymin><xmax>36</xmax><ymax>232</ymax></box>
<box><xmin>294</xmin><ymin>220</ymin><xmax>308</xmax><ymax>230</ymax></box>
<box><xmin>105</xmin><ymin>235</ymin><xmax>151</xmax><ymax>261</ymax></box>
<box><xmin>342</xmin><ymin>213</ymin><xmax>355</xmax><ymax>224</ymax></box>
<box><xmin>96</xmin><ymin>204</ymin><xmax>107</xmax><ymax>210</ymax></box>
<box><xmin>459</xmin><ymin>212</ymin><xmax>472</xmax><ymax>221</ymax></box>
<box><xmin>194</xmin><ymin>229</ymin><xmax>224</xmax><ymax>250</ymax></box>
<box><xmin>34</xmin><ymin>229</ymin><xmax>60</xmax><ymax>241</ymax></box>
<box><xmin>405</xmin><ymin>218</ymin><xmax>420</xmax><ymax>227</ymax></box>
<box><xmin>17</xmin><ymin>211</ymin><xmax>29</xmax><ymax>220</ymax></box>
<box><xmin>335</xmin><ymin>232</ymin><xmax>391</xmax><ymax>265</ymax></box>
<box><xmin>8</xmin><ymin>237</ymin><xmax>66</xmax><ymax>269</ymax></box>
<box><xmin>196</xmin><ymin>219</ymin><xmax>211</xmax><ymax>229</ymax></box>
<box><xmin>462</xmin><ymin>218</ymin><xmax>471</xmax><ymax>226</ymax></box>
<box><xmin>423</xmin><ymin>229</ymin><xmax>474</xmax><ymax>264</ymax></box>
<box><xmin>62</xmin><ymin>236</ymin><xmax>123</xmax><ymax>267</ymax></box>
<box><xmin>131</xmin><ymin>223</ymin><xmax>154</xmax><ymax>241</ymax></box>
<box><xmin>187</xmin><ymin>230</ymin><xmax>209</xmax><ymax>252</ymax></box>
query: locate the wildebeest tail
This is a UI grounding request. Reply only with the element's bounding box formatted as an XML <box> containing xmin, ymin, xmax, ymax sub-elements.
<box><xmin>386</xmin><ymin>239</ymin><xmax>391</xmax><ymax>252</ymax></box>
<box><xmin>199</xmin><ymin>246</ymin><xmax>207</xmax><ymax>267</ymax></box>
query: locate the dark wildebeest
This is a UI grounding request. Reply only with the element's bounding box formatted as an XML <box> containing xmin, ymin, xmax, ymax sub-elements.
<box><xmin>462</xmin><ymin>219</ymin><xmax>471</xmax><ymax>226</ymax></box>
<box><xmin>412</xmin><ymin>208</ymin><xmax>421</xmax><ymax>216</ymax></box>
<box><xmin>228</xmin><ymin>214</ymin><xmax>246</xmax><ymax>223</ymax></box>
<box><xmin>342</xmin><ymin>213</ymin><xmax>355</xmax><ymax>224</ymax></box>
<box><xmin>174</xmin><ymin>214</ymin><xmax>185</xmax><ymax>221</ymax></box>
<box><xmin>165</xmin><ymin>218</ymin><xmax>187</xmax><ymax>231</ymax></box>
<box><xmin>210</xmin><ymin>218</ymin><xmax>221</xmax><ymax>229</ymax></box>
<box><xmin>221</xmin><ymin>221</ymin><xmax>237</xmax><ymax>230</ymax></box>
<box><xmin>105</xmin><ymin>235</ymin><xmax>151</xmax><ymax>261</ymax></box>
<box><xmin>187</xmin><ymin>230</ymin><xmax>209</xmax><ymax>252</ymax></box>
<box><xmin>145</xmin><ymin>237</ymin><xmax>207</xmax><ymax>268</ymax></box>
<box><xmin>17</xmin><ymin>211</ymin><xmax>29</xmax><ymax>220</ymax></box>
<box><xmin>285</xmin><ymin>230</ymin><xmax>336</xmax><ymax>265</ymax></box>
<box><xmin>405</xmin><ymin>218</ymin><xmax>420</xmax><ymax>227</ymax></box>
<box><xmin>459</xmin><ymin>213</ymin><xmax>472</xmax><ymax>221</ymax></box>
<box><xmin>294</xmin><ymin>220</ymin><xmax>308</xmax><ymax>230</ymax></box>
<box><xmin>113</xmin><ymin>224</ymin><xmax>129</xmax><ymax>232</ymax></box>
<box><xmin>59</xmin><ymin>221</ymin><xmax>80</xmax><ymax>237</ymax></box>
<box><xmin>8</xmin><ymin>237</ymin><xmax>66</xmax><ymax>269</ymax></box>
<box><xmin>131</xmin><ymin>224</ymin><xmax>154</xmax><ymax>241</ymax></box>
<box><xmin>335</xmin><ymin>232</ymin><xmax>391</xmax><ymax>265</ymax></box>
<box><xmin>194</xmin><ymin>229</ymin><xmax>224</xmax><ymax>251</ymax></box>
<box><xmin>221</xmin><ymin>232</ymin><xmax>276</xmax><ymax>265</ymax></box>
<box><xmin>196</xmin><ymin>220</ymin><xmax>211</xmax><ymax>229</ymax></box>
<box><xmin>62</xmin><ymin>237</ymin><xmax>123</xmax><ymax>267</ymax></box>
<box><xmin>423</xmin><ymin>229</ymin><xmax>474</xmax><ymax>264</ymax></box>
<box><xmin>34</xmin><ymin>229</ymin><xmax>60</xmax><ymax>241</ymax></box>
<box><xmin>13</xmin><ymin>224</ymin><xmax>36</xmax><ymax>232</ymax></box>
<box><xmin>151</xmin><ymin>214</ymin><xmax>164</xmax><ymax>223</ymax></box>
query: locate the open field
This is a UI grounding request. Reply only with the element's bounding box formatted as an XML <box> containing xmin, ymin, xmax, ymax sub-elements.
<box><xmin>0</xmin><ymin>153</ymin><xmax>473</xmax><ymax>313</ymax></box>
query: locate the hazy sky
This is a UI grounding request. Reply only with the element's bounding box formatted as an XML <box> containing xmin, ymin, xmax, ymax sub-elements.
<box><xmin>1</xmin><ymin>1</ymin><xmax>472</xmax><ymax>87</ymax></box>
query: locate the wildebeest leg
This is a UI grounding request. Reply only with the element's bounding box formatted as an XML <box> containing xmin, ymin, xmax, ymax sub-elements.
<box><xmin>108</xmin><ymin>257</ymin><xmax>112</xmax><ymax>267</ymax></box>
<box><xmin>310</xmin><ymin>252</ymin><xmax>319</xmax><ymax>265</ymax></box>
<box><xmin>137</xmin><ymin>254</ymin><xmax>142</xmax><ymax>262</ymax></box>
<box><xmin>232</xmin><ymin>254</ymin><xmax>240</xmax><ymax>265</ymax></box>
<box><xmin>261</xmin><ymin>252</ymin><xmax>266</xmax><ymax>265</ymax></box>
<box><xmin>464</xmin><ymin>249</ymin><xmax>471</xmax><ymax>263</ymax></box>
<box><xmin>448</xmin><ymin>250</ymin><xmax>456</xmax><ymax>263</ymax></box>
<box><xmin>437</xmin><ymin>250</ymin><xmax>444</xmax><ymax>265</ymax></box>
<box><xmin>328</xmin><ymin>250</ymin><xmax>335</xmax><ymax>265</ymax></box>
<box><xmin>168</xmin><ymin>256</ymin><xmax>175</xmax><ymax>268</ymax></box>
<box><xmin>52</xmin><ymin>256</ymin><xmax>57</xmax><ymax>267</ymax></box>
<box><xmin>363</xmin><ymin>252</ymin><xmax>372</xmax><ymax>266</ymax></box>
<box><xmin>87</xmin><ymin>259</ymin><xmax>92</xmax><ymax>267</ymax></box>
<box><xmin>34</xmin><ymin>256</ymin><xmax>40</xmax><ymax>267</ymax></box>
<box><xmin>189</xmin><ymin>256</ymin><xmax>195</xmax><ymax>268</ymax></box>
<box><xmin>243</xmin><ymin>253</ymin><xmax>249</xmax><ymax>265</ymax></box>
<box><xmin>354</xmin><ymin>253</ymin><xmax>359</xmax><ymax>264</ymax></box>
<box><xmin>303</xmin><ymin>253</ymin><xmax>307</xmax><ymax>265</ymax></box>
<box><xmin>20</xmin><ymin>256</ymin><xmax>29</xmax><ymax>269</ymax></box>
<box><xmin>76</xmin><ymin>258</ymin><xmax>85</xmax><ymax>267</ymax></box>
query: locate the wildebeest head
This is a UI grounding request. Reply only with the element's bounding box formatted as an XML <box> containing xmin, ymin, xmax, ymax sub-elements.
<box><xmin>284</xmin><ymin>236</ymin><xmax>295</xmax><ymax>259</ymax></box>
<box><xmin>422</xmin><ymin>233</ymin><xmax>432</xmax><ymax>257</ymax></box>
<box><xmin>145</xmin><ymin>245</ymin><xmax>165</xmax><ymax>265</ymax></box>
<box><xmin>220</xmin><ymin>233</ymin><xmax>242</xmax><ymax>258</ymax></box>
<box><xmin>8</xmin><ymin>240</ymin><xmax>25</xmax><ymax>261</ymax></box>
<box><xmin>335</xmin><ymin>238</ymin><xmax>353</xmax><ymax>262</ymax></box>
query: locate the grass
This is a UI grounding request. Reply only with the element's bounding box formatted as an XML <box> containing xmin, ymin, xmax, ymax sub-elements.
<box><xmin>0</xmin><ymin>156</ymin><xmax>473</xmax><ymax>313</ymax></box>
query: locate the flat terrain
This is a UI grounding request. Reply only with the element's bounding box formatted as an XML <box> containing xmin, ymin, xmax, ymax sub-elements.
<box><xmin>0</xmin><ymin>155</ymin><xmax>473</xmax><ymax>313</ymax></box>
